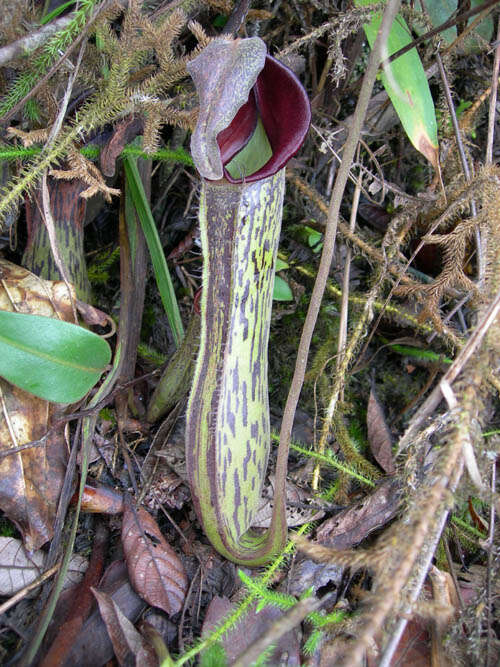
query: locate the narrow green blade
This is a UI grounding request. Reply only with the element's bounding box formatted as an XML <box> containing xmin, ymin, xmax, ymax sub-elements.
<box><xmin>356</xmin><ymin>1</ymin><xmax>439</xmax><ymax>169</ymax></box>
<box><xmin>123</xmin><ymin>155</ymin><xmax>184</xmax><ymax>347</ymax></box>
<box><xmin>0</xmin><ymin>310</ymin><xmax>111</xmax><ymax>403</ymax></box>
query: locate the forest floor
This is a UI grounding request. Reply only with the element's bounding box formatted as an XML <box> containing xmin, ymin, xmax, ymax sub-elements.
<box><xmin>0</xmin><ymin>1</ymin><xmax>499</xmax><ymax>665</ymax></box>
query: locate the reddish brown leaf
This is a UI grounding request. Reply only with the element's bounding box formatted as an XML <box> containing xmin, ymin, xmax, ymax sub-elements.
<box><xmin>468</xmin><ymin>496</ymin><xmax>488</xmax><ymax>533</ymax></box>
<box><xmin>367</xmin><ymin>384</ymin><xmax>395</xmax><ymax>474</ymax></box>
<box><xmin>93</xmin><ymin>589</ymin><xmax>157</xmax><ymax>667</ymax></box>
<box><xmin>316</xmin><ymin>479</ymin><xmax>401</xmax><ymax>550</ymax></box>
<box><xmin>100</xmin><ymin>115</ymin><xmax>144</xmax><ymax>177</ymax></box>
<box><xmin>202</xmin><ymin>596</ymin><xmax>300</xmax><ymax>665</ymax></box>
<box><xmin>40</xmin><ymin>523</ymin><xmax>108</xmax><ymax>667</ymax></box>
<box><xmin>56</xmin><ymin>561</ymin><xmax>147</xmax><ymax>666</ymax></box>
<box><xmin>121</xmin><ymin>500</ymin><xmax>187</xmax><ymax>615</ymax></box>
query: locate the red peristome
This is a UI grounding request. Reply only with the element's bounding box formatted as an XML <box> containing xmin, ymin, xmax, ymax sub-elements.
<box><xmin>217</xmin><ymin>89</ymin><xmax>258</xmax><ymax>166</ymax></box>
<box><xmin>221</xmin><ymin>55</ymin><xmax>311</xmax><ymax>184</ymax></box>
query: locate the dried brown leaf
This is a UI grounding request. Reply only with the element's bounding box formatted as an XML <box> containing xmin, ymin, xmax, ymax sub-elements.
<box><xmin>41</xmin><ymin>523</ymin><xmax>108</xmax><ymax>667</ymax></box>
<box><xmin>0</xmin><ymin>537</ymin><xmax>86</xmax><ymax>596</ymax></box>
<box><xmin>93</xmin><ymin>589</ymin><xmax>157</xmax><ymax>667</ymax></box>
<box><xmin>57</xmin><ymin>561</ymin><xmax>147</xmax><ymax>667</ymax></box>
<box><xmin>252</xmin><ymin>475</ymin><xmax>325</xmax><ymax>528</ymax></box>
<box><xmin>315</xmin><ymin>478</ymin><xmax>401</xmax><ymax>550</ymax></box>
<box><xmin>122</xmin><ymin>501</ymin><xmax>187</xmax><ymax>615</ymax></box>
<box><xmin>367</xmin><ymin>385</ymin><xmax>395</xmax><ymax>474</ymax></box>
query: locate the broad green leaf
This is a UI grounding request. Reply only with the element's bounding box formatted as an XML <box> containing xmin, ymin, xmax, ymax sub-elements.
<box><xmin>355</xmin><ymin>1</ymin><xmax>439</xmax><ymax>169</ymax></box>
<box><xmin>0</xmin><ymin>310</ymin><xmax>111</xmax><ymax>403</ymax></box>
<box><xmin>273</xmin><ymin>275</ymin><xmax>293</xmax><ymax>301</ymax></box>
<box><xmin>414</xmin><ymin>0</ymin><xmax>493</xmax><ymax>52</ymax></box>
<box><xmin>307</xmin><ymin>228</ymin><xmax>323</xmax><ymax>252</ymax></box>
<box><xmin>123</xmin><ymin>154</ymin><xmax>184</xmax><ymax>347</ymax></box>
<box><xmin>224</xmin><ymin>116</ymin><xmax>273</xmax><ymax>180</ymax></box>
<box><xmin>275</xmin><ymin>258</ymin><xmax>289</xmax><ymax>271</ymax></box>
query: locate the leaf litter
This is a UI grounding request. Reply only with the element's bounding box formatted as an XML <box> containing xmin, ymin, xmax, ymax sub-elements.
<box><xmin>0</xmin><ymin>1</ymin><xmax>499</xmax><ymax>665</ymax></box>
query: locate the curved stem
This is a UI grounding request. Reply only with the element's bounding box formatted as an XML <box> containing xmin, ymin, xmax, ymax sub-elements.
<box><xmin>277</xmin><ymin>0</ymin><xmax>402</xmax><ymax>506</ymax></box>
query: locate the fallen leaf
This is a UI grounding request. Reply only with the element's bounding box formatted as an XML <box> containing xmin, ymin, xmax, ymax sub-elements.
<box><xmin>122</xmin><ymin>499</ymin><xmax>187</xmax><ymax>615</ymax></box>
<box><xmin>367</xmin><ymin>384</ymin><xmax>395</xmax><ymax>474</ymax></box>
<box><xmin>40</xmin><ymin>523</ymin><xmax>108</xmax><ymax>667</ymax></box>
<box><xmin>288</xmin><ymin>555</ymin><xmax>343</xmax><ymax>597</ymax></box>
<box><xmin>252</xmin><ymin>475</ymin><xmax>325</xmax><ymax>528</ymax></box>
<box><xmin>316</xmin><ymin>478</ymin><xmax>401</xmax><ymax>550</ymax></box>
<box><xmin>93</xmin><ymin>589</ymin><xmax>157</xmax><ymax>667</ymax></box>
<box><xmin>0</xmin><ymin>536</ymin><xmax>86</xmax><ymax>596</ymax></box>
<box><xmin>202</xmin><ymin>596</ymin><xmax>300</xmax><ymax>665</ymax></box>
<box><xmin>58</xmin><ymin>561</ymin><xmax>146</xmax><ymax>667</ymax></box>
<box><xmin>142</xmin><ymin>463</ymin><xmax>190</xmax><ymax>513</ymax></box>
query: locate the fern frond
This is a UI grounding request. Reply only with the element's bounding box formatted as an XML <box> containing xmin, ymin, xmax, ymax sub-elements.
<box><xmin>50</xmin><ymin>147</ymin><xmax>120</xmax><ymax>202</ymax></box>
<box><xmin>188</xmin><ymin>19</ymin><xmax>211</xmax><ymax>49</ymax></box>
<box><xmin>174</xmin><ymin>524</ymin><xmax>311</xmax><ymax>666</ymax></box>
<box><xmin>238</xmin><ymin>571</ymin><xmax>297</xmax><ymax>612</ymax></box>
<box><xmin>0</xmin><ymin>0</ymin><xmax>98</xmax><ymax>119</ymax></box>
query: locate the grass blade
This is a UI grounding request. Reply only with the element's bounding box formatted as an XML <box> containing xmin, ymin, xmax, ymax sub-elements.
<box><xmin>123</xmin><ymin>154</ymin><xmax>184</xmax><ymax>347</ymax></box>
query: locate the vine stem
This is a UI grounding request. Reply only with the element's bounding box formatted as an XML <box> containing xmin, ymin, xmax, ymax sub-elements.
<box><xmin>277</xmin><ymin>0</ymin><xmax>402</xmax><ymax>497</ymax></box>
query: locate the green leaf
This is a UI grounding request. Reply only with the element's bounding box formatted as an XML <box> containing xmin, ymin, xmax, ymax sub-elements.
<box><xmin>355</xmin><ymin>1</ymin><xmax>439</xmax><ymax>169</ymax></box>
<box><xmin>123</xmin><ymin>154</ymin><xmax>184</xmax><ymax>347</ymax></box>
<box><xmin>0</xmin><ymin>311</ymin><xmax>111</xmax><ymax>403</ymax></box>
<box><xmin>40</xmin><ymin>0</ymin><xmax>77</xmax><ymax>25</ymax></box>
<box><xmin>465</xmin><ymin>0</ymin><xmax>494</xmax><ymax>51</ymax></box>
<box><xmin>307</xmin><ymin>228</ymin><xmax>323</xmax><ymax>252</ymax></box>
<box><xmin>275</xmin><ymin>258</ymin><xmax>289</xmax><ymax>271</ymax></box>
<box><xmin>199</xmin><ymin>641</ymin><xmax>228</xmax><ymax>667</ymax></box>
<box><xmin>273</xmin><ymin>275</ymin><xmax>293</xmax><ymax>301</ymax></box>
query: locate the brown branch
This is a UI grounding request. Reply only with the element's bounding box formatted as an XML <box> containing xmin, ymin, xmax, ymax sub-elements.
<box><xmin>384</xmin><ymin>0</ymin><xmax>500</xmax><ymax>66</ymax></box>
<box><xmin>276</xmin><ymin>0</ymin><xmax>403</xmax><ymax>569</ymax></box>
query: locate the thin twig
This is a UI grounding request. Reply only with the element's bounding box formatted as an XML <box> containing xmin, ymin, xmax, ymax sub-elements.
<box><xmin>0</xmin><ymin>0</ymin><xmax>115</xmax><ymax>124</ymax></box>
<box><xmin>277</xmin><ymin>0</ymin><xmax>403</xmax><ymax>513</ymax></box>
<box><xmin>485</xmin><ymin>461</ymin><xmax>497</xmax><ymax>667</ymax></box>
<box><xmin>337</xmin><ymin>172</ymin><xmax>362</xmax><ymax>384</ymax></box>
<box><xmin>399</xmin><ymin>286</ymin><xmax>500</xmax><ymax>453</ymax></box>
<box><xmin>486</xmin><ymin>17</ymin><xmax>500</xmax><ymax>165</ymax></box>
<box><xmin>435</xmin><ymin>52</ymin><xmax>484</xmax><ymax>283</ymax></box>
<box><xmin>0</xmin><ymin>15</ymin><xmax>75</xmax><ymax>67</ymax></box>
<box><xmin>0</xmin><ymin>564</ymin><xmax>61</xmax><ymax>616</ymax></box>
<box><xmin>377</xmin><ymin>460</ymin><xmax>464</xmax><ymax>667</ymax></box>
